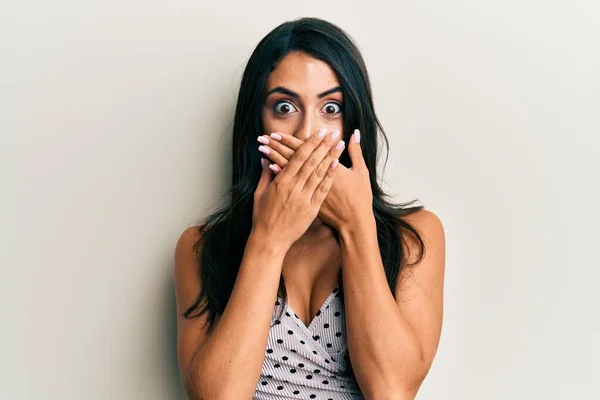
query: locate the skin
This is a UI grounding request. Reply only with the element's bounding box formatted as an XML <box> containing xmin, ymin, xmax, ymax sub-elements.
<box><xmin>259</xmin><ymin>51</ymin><xmax>361</xmax><ymax>323</ymax></box>
<box><xmin>173</xmin><ymin>51</ymin><xmax>446</xmax><ymax>399</ymax></box>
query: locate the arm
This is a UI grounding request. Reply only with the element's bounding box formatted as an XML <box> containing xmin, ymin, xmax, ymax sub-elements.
<box><xmin>174</xmin><ymin>226</ymin><xmax>288</xmax><ymax>399</ymax></box>
<box><xmin>339</xmin><ymin>210</ymin><xmax>446</xmax><ymax>399</ymax></box>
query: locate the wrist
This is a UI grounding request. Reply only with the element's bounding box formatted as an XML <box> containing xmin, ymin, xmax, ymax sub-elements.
<box><xmin>247</xmin><ymin>227</ymin><xmax>291</xmax><ymax>258</ymax></box>
<box><xmin>338</xmin><ymin>214</ymin><xmax>377</xmax><ymax>240</ymax></box>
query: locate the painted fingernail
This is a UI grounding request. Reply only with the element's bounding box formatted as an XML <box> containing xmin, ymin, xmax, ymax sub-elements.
<box><xmin>269</xmin><ymin>164</ymin><xmax>281</xmax><ymax>173</ymax></box>
<box><xmin>331</xmin><ymin>159</ymin><xmax>339</xmax><ymax>169</ymax></box>
<box><xmin>260</xmin><ymin>158</ymin><xmax>266</xmax><ymax>168</ymax></box>
<box><xmin>354</xmin><ymin>129</ymin><xmax>360</xmax><ymax>143</ymax></box>
<box><xmin>270</xmin><ymin>133</ymin><xmax>282</xmax><ymax>140</ymax></box>
<box><xmin>258</xmin><ymin>145</ymin><xmax>270</xmax><ymax>155</ymax></box>
<box><xmin>317</xmin><ymin>128</ymin><xmax>327</xmax><ymax>138</ymax></box>
<box><xmin>257</xmin><ymin>136</ymin><xmax>269</xmax><ymax>145</ymax></box>
<box><xmin>331</xmin><ymin>129</ymin><xmax>340</xmax><ymax>139</ymax></box>
<box><xmin>336</xmin><ymin>140</ymin><xmax>345</xmax><ymax>150</ymax></box>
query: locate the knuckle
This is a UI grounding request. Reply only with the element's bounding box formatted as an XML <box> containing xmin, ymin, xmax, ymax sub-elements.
<box><xmin>314</xmin><ymin>165</ymin><xmax>326</xmax><ymax>179</ymax></box>
<box><xmin>296</xmin><ymin>148</ymin><xmax>309</xmax><ymax>163</ymax></box>
<box><xmin>317</xmin><ymin>181</ymin><xmax>330</xmax><ymax>194</ymax></box>
<box><xmin>306</xmin><ymin>156</ymin><xmax>318</xmax><ymax>169</ymax></box>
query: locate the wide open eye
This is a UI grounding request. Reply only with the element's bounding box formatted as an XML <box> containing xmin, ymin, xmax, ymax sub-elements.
<box><xmin>274</xmin><ymin>100</ymin><xmax>298</xmax><ymax>115</ymax></box>
<box><xmin>322</xmin><ymin>101</ymin><xmax>342</xmax><ymax>115</ymax></box>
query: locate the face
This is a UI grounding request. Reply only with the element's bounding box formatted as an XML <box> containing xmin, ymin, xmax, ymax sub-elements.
<box><xmin>261</xmin><ymin>52</ymin><xmax>344</xmax><ymax>142</ymax></box>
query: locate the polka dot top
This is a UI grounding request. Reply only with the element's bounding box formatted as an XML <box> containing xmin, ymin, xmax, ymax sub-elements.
<box><xmin>253</xmin><ymin>282</ymin><xmax>365</xmax><ymax>399</ymax></box>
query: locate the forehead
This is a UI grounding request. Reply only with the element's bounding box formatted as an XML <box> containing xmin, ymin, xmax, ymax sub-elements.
<box><xmin>265</xmin><ymin>52</ymin><xmax>340</xmax><ymax>93</ymax></box>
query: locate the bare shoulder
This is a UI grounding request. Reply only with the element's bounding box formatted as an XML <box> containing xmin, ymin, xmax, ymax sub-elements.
<box><xmin>175</xmin><ymin>226</ymin><xmax>203</xmax><ymax>269</ymax></box>
<box><xmin>400</xmin><ymin>209</ymin><xmax>445</xmax><ymax>266</ymax></box>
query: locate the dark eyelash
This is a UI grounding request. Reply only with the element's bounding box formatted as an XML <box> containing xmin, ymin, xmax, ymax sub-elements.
<box><xmin>273</xmin><ymin>100</ymin><xmax>296</xmax><ymax>114</ymax></box>
<box><xmin>324</xmin><ymin>100</ymin><xmax>342</xmax><ymax>113</ymax></box>
<box><xmin>273</xmin><ymin>100</ymin><xmax>343</xmax><ymax>114</ymax></box>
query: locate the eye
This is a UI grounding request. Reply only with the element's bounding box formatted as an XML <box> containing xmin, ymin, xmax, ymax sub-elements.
<box><xmin>273</xmin><ymin>100</ymin><xmax>297</xmax><ymax>115</ymax></box>
<box><xmin>322</xmin><ymin>101</ymin><xmax>342</xmax><ymax>115</ymax></box>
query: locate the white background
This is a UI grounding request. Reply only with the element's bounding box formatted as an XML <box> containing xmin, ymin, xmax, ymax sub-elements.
<box><xmin>1</xmin><ymin>1</ymin><xmax>599</xmax><ymax>399</ymax></box>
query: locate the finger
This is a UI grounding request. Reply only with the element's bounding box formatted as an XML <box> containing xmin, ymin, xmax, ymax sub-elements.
<box><xmin>254</xmin><ymin>158</ymin><xmax>273</xmax><ymax>199</ymax></box>
<box><xmin>257</xmin><ymin>142</ymin><xmax>290</xmax><ymax>168</ymax></box>
<box><xmin>303</xmin><ymin>138</ymin><xmax>345</xmax><ymax>195</ymax></box>
<box><xmin>295</xmin><ymin>129</ymin><xmax>342</xmax><ymax>185</ymax></box>
<box><xmin>310</xmin><ymin>157</ymin><xmax>339</xmax><ymax>205</ymax></box>
<box><xmin>258</xmin><ymin>134</ymin><xmax>294</xmax><ymax>161</ymax></box>
<box><xmin>276</xmin><ymin>127</ymin><xmax>329</xmax><ymax>180</ymax></box>
<box><xmin>348</xmin><ymin>129</ymin><xmax>366</xmax><ymax>170</ymax></box>
<box><xmin>269</xmin><ymin>132</ymin><xmax>304</xmax><ymax>151</ymax></box>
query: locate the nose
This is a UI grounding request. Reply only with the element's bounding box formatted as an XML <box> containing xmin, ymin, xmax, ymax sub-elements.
<box><xmin>294</xmin><ymin>114</ymin><xmax>318</xmax><ymax>142</ymax></box>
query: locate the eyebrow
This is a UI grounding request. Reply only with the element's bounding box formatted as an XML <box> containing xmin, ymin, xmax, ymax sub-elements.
<box><xmin>265</xmin><ymin>86</ymin><xmax>342</xmax><ymax>99</ymax></box>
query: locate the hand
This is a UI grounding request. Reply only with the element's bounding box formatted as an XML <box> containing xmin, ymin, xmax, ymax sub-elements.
<box><xmin>256</xmin><ymin>129</ymin><xmax>373</xmax><ymax>231</ymax></box>
<box><xmin>252</xmin><ymin>128</ymin><xmax>346</xmax><ymax>250</ymax></box>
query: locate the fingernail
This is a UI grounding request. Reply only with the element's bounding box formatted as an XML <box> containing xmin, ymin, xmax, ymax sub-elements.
<box><xmin>269</xmin><ymin>164</ymin><xmax>280</xmax><ymax>173</ymax></box>
<box><xmin>258</xmin><ymin>145</ymin><xmax>270</xmax><ymax>155</ymax></box>
<box><xmin>331</xmin><ymin>159</ymin><xmax>339</xmax><ymax>169</ymax></box>
<box><xmin>331</xmin><ymin>129</ymin><xmax>340</xmax><ymax>139</ymax></box>
<box><xmin>260</xmin><ymin>158</ymin><xmax>265</xmax><ymax>168</ymax></box>
<box><xmin>336</xmin><ymin>140</ymin><xmax>345</xmax><ymax>150</ymax></box>
<box><xmin>354</xmin><ymin>129</ymin><xmax>360</xmax><ymax>143</ymax></box>
<box><xmin>270</xmin><ymin>133</ymin><xmax>282</xmax><ymax>140</ymax></box>
<box><xmin>257</xmin><ymin>136</ymin><xmax>269</xmax><ymax>145</ymax></box>
<box><xmin>317</xmin><ymin>128</ymin><xmax>327</xmax><ymax>138</ymax></box>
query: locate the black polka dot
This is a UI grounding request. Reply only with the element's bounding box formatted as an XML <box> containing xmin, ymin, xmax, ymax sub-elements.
<box><xmin>340</xmin><ymin>385</ymin><xmax>346</xmax><ymax>389</ymax></box>
<box><xmin>333</xmin><ymin>287</ymin><xmax>339</xmax><ymax>293</ymax></box>
<box><xmin>285</xmin><ymin>312</ymin><xmax>291</xmax><ymax>316</ymax></box>
<box><xmin>274</xmin><ymin>363</ymin><xmax>281</xmax><ymax>368</ymax></box>
<box><xmin>267</xmin><ymin>349</ymin><xmax>273</xmax><ymax>353</ymax></box>
<box><xmin>290</xmin><ymin>368</ymin><xmax>296</xmax><ymax>373</ymax></box>
<box><xmin>310</xmin><ymin>395</ymin><xmax>316</xmax><ymax>399</ymax></box>
<box><xmin>312</xmin><ymin>350</ymin><xmax>317</xmax><ymax>354</ymax></box>
<box><xmin>335</xmin><ymin>332</ymin><xmax>342</xmax><ymax>337</ymax></box>
<box><xmin>313</xmin><ymin>335</ymin><xmax>320</xmax><ymax>340</ymax></box>
<box><xmin>282</xmin><ymin>356</ymin><xmax>288</xmax><ymax>361</ymax></box>
<box><xmin>300</xmin><ymin>340</ymin><xmax>305</xmax><ymax>344</ymax></box>
<box><xmin>291</xmin><ymin>349</ymin><xmax>297</xmax><ymax>353</ymax></box>
<box><xmin>323</xmin><ymin>380</ymin><xmax>329</xmax><ymax>384</ymax></box>
<box><xmin>275</xmin><ymin>300</ymin><xmax>280</xmax><ymax>306</ymax></box>
<box><xmin>277</xmin><ymin>339</ymin><xmax>284</xmax><ymax>343</ymax></box>
<box><xmin>316</xmin><ymin>310</ymin><xmax>321</xmax><ymax>317</ymax></box>
<box><xmin>326</xmin><ymin>343</ymin><xmax>332</xmax><ymax>348</ymax></box>
<box><xmin>294</xmin><ymin>313</ymin><xmax>299</xmax><ymax>318</ymax></box>
<box><xmin>277</xmin><ymin>385</ymin><xmax>284</xmax><ymax>390</ymax></box>
<box><xmin>306</xmin><ymin>374</ymin><xmax>313</xmax><ymax>379</ymax></box>
<box><xmin>261</xmin><ymin>381</ymin><xmax>267</xmax><ymax>385</ymax></box>
<box><xmin>274</xmin><ymin>319</ymin><xmax>281</xmax><ymax>324</ymax></box>
<box><xmin>324</xmin><ymin>323</ymin><xmax>329</xmax><ymax>328</ymax></box>
<box><xmin>266</xmin><ymin>374</ymin><xmax>273</xmax><ymax>378</ymax></box>
<box><xmin>298</xmin><ymin>363</ymin><xmax>304</xmax><ymax>368</ymax></box>
<box><xmin>325</xmin><ymin>359</ymin><xmax>330</xmax><ymax>364</ymax></box>
<box><xmin>334</xmin><ymin>311</ymin><xmax>341</xmax><ymax>317</ymax></box>
<box><xmin>314</xmin><ymin>369</ymin><xmax>321</xmax><ymax>373</ymax></box>
<box><xmin>287</xmin><ymin>330</ymin><xmax>294</xmax><ymax>335</ymax></box>
<box><xmin>293</xmin><ymin>390</ymin><xmax>300</xmax><ymax>395</ymax></box>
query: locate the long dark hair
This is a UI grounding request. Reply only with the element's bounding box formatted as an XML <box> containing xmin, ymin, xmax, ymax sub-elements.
<box><xmin>184</xmin><ymin>17</ymin><xmax>425</xmax><ymax>335</ymax></box>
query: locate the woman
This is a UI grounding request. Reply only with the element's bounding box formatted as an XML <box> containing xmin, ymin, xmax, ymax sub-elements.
<box><xmin>174</xmin><ymin>17</ymin><xmax>446</xmax><ymax>400</ymax></box>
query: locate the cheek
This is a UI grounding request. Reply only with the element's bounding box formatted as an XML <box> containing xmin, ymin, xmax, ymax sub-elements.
<box><xmin>261</xmin><ymin>108</ymin><xmax>280</xmax><ymax>133</ymax></box>
<box><xmin>261</xmin><ymin>109</ymin><xmax>296</xmax><ymax>134</ymax></box>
